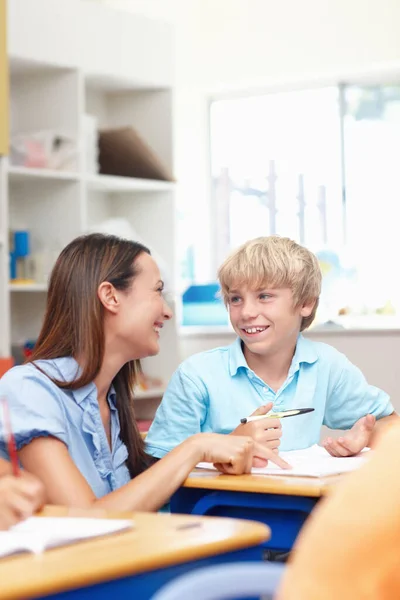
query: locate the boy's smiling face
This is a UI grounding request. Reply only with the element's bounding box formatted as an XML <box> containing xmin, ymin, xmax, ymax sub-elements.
<box><xmin>227</xmin><ymin>284</ymin><xmax>314</xmax><ymax>357</ymax></box>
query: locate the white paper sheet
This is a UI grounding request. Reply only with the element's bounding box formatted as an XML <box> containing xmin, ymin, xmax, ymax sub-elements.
<box><xmin>0</xmin><ymin>516</ymin><xmax>133</xmax><ymax>558</ymax></box>
<box><xmin>196</xmin><ymin>444</ymin><xmax>370</xmax><ymax>478</ymax></box>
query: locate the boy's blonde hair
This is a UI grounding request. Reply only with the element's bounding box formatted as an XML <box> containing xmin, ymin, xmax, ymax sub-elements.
<box><xmin>218</xmin><ymin>236</ymin><xmax>322</xmax><ymax>331</ymax></box>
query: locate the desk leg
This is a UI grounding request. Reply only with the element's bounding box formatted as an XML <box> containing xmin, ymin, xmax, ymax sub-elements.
<box><xmin>171</xmin><ymin>488</ymin><xmax>318</xmax><ymax>552</ymax></box>
<box><xmin>42</xmin><ymin>545</ymin><xmax>264</xmax><ymax>600</ymax></box>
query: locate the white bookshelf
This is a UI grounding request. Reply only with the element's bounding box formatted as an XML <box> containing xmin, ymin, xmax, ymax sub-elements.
<box><xmin>86</xmin><ymin>174</ymin><xmax>174</xmax><ymax>194</ymax></box>
<box><xmin>8</xmin><ymin>166</ymin><xmax>80</xmax><ymax>183</ymax></box>
<box><xmin>0</xmin><ymin>0</ymin><xmax>179</xmax><ymax>386</ymax></box>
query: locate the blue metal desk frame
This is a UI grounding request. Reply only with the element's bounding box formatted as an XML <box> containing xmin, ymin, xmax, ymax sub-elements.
<box><xmin>171</xmin><ymin>487</ymin><xmax>319</xmax><ymax>552</ymax></box>
<box><xmin>42</xmin><ymin>545</ymin><xmax>264</xmax><ymax>600</ymax></box>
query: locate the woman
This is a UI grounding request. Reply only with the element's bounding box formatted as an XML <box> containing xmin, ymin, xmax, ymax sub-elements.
<box><xmin>0</xmin><ymin>234</ymin><xmax>287</xmax><ymax>511</ymax></box>
<box><xmin>0</xmin><ymin>458</ymin><xmax>44</xmax><ymax>530</ymax></box>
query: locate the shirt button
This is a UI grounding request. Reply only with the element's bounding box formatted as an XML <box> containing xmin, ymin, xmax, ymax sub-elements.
<box><xmin>263</xmin><ymin>387</ymin><xmax>268</xmax><ymax>393</ymax></box>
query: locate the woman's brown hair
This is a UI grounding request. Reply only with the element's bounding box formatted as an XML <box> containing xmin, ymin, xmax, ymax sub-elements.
<box><xmin>28</xmin><ymin>233</ymin><xmax>150</xmax><ymax>477</ymax></box>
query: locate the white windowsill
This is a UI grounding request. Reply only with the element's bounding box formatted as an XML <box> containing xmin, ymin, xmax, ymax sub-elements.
<box><xmin>179</xmin><ymin>316</ymin><xmax>400</xmax><ymax>337</ymax></box>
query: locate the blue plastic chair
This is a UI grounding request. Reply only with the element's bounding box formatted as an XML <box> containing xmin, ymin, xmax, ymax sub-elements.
<box><xmin>151</xmin><ymin>562</ymin><xmax>285</xmax><ymax>600</ymax></box>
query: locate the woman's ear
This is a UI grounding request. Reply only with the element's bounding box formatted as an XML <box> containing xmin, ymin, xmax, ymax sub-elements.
<box><xmin>98</xmin><ymin>282</ymin><xmax>119</xmax><ymax>314</ymax></box>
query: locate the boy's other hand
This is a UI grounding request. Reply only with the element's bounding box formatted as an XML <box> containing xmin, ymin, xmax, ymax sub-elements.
<box><xmin>0</xmin><ymin>471</ymin><xmax>45</xmax><ymax>530</ymax></box>
<box><xmin>231</xmin><ymin>402</ymin><xmax>282</xmax><ymax>451</ymax></box>
<box><xmin>322</xmin><ymin>414</ymin><xmax>375</xmax><ymax>457</ymax></box>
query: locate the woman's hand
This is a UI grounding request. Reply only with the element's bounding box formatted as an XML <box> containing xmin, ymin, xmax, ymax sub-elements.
<box><xmin>191</xmin><ymin>432</ymin><xmax>290</xmax><ymax>475</ymax></box>
<box><xmin>0</xmin><ymin>471</ymin><xmax>45</xmax><ymax>530</ymax></box>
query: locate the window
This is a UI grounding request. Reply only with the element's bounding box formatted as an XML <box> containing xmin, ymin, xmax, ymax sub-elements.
<box><xmin>181</xmin><ymin>82</ymin><xmax>400</xmax><ymax>326</ymax></box>
<box><xmin>340</xmin><ymin>84</ymin><xmax>400</xmax><ymax>318</ymax></box>
<box><xmin>210</xmin><ymin>87</ymin><xmax>343</xmax><ymax>257</ymax></box>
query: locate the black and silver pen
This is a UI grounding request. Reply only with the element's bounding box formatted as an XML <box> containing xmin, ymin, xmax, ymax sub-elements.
<box><xmin>240</xmin><ymin>407</ymin><xmax>314</xmax><ymax>424</ymax></box>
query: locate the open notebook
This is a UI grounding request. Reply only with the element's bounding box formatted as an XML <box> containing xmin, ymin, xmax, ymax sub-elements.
<box><xmin>196</xmin><ymin>444</ymin><xmax>370</xmax><ymax>478</ymax></box>
<box><xmin>0</xmin><ymin>516</ymin><xmax>133</xmax><ymax>559</ymax></box>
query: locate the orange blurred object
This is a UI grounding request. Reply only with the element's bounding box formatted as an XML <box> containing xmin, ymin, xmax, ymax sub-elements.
<box><xmin>0</xmin><ymin>357</ymin><xmax>14</xmax><ymax>378</ymax></box>
<box><xmin>136</xmin><ymin>372</ymin><xmax>163</xmax><ymax>391</ymax></box>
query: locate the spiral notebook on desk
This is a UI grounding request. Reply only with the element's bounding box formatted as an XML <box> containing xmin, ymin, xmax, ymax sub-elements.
<box><xmin>0</xmin><ymin>516</ymin><xmax>133</xmax><ymax>559</ymax></box>
<box><xmin>196</xmin><ymin>444</ymin><xmax>370</xmax><ymax>478</ymax></box>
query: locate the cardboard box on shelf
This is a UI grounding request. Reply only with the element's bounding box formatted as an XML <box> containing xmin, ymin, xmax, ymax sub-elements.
<box><xmin>98</xmin><ymin>127</ymin><xmax>174</xmax><ymax>182</ymax></box>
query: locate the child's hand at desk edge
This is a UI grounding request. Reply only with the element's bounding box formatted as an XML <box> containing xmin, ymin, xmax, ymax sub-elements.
<box><xmin>231</xmin><ymin>402</ymin><xmax>282</xmax><ymax>451</ymax></box>
<box><xmin>0</xmin><ymin>470</ymin><xmax>45</xmax><ymax>531</ymax></box>
<box><xmin>322</xmin><ymin>414</ymin><xmax>376</xmax><ymax>457</ymax></box>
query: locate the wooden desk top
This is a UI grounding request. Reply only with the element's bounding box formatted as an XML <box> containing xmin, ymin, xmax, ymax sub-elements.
<box><xmin>184</xmin><ymin>470</ymin><xmax>341</xmax><ymax>497</ymax></box>
<box><xmin>0</xmin><ymin>506</ymin><xmax>270</xmax><ymax>600</ymax></box>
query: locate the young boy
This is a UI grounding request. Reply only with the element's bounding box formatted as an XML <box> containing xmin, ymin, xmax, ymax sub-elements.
<box><xmin>146</xmin><ymin>236</ymin><xmax>397</xmax><ymax>459</ymax></box>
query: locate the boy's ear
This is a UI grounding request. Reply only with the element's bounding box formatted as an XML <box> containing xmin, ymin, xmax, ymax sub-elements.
<box><xmin>300</xmin><ymin>298</ymin><xmax>317</xmax><ymax>318</ymax></box>
<box><xmin>98</xmin><ymin>281</ymin><xmax>119</xmax><ymax>314</ymax></box>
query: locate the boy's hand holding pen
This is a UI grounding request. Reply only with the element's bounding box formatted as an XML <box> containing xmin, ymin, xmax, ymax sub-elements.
<box><xmin>231</xmin><ymin>402</ymin><xmax>282</xmax><ymax>453</ymax></box>
<box><xmin>231</xmin><ymin>402</ymin><xmax>315</xmax><ymax>463</ymax></box>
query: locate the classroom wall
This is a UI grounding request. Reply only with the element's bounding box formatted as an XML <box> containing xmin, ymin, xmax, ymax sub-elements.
<box><xmin>92</xmin><ymin>0</ymin><xmax>400</xmax><ymax>88</ymax></box>
<box><xmin>93</xmin><ymin>0</ymin><xmax>400</xmax><ymax>396</ymax></box>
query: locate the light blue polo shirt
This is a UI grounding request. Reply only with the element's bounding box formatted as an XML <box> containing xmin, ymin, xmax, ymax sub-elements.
<box><xmin>146</xmin><ymin>335</ymin><xmax>394</xmax><ymax>458</ymax></box>
<box><xmin>0</xmin><ymin>358</ymin><xmax>131</xmax><ymax>497</ymax></box>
